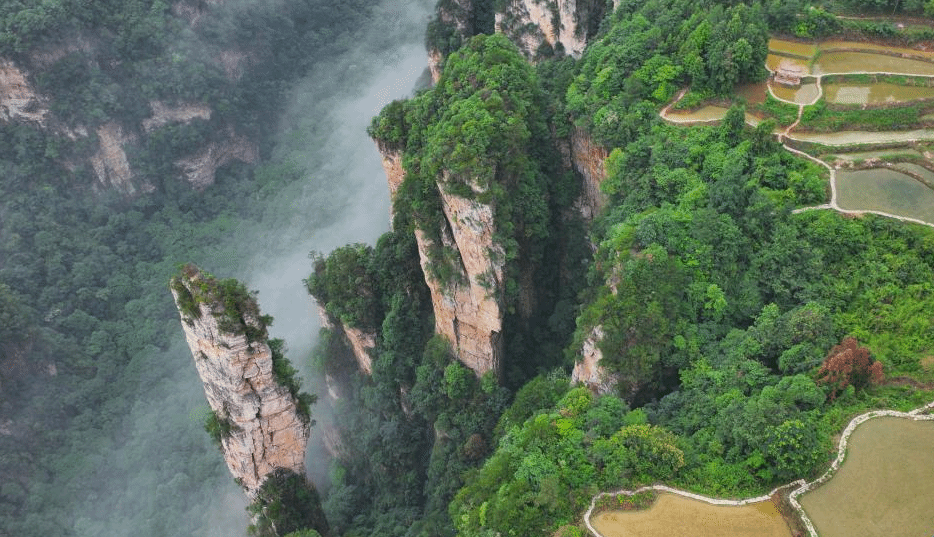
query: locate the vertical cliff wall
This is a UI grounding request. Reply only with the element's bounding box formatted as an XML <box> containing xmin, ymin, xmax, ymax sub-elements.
<box><xmin>495</xmin><ymin>0</ymin><xmax>606</xmax><ymax>60</ymax></box>
<box><xmin>570</xmin><ymin>125</ymin><xmax>608</xmax><ymax>219</ymax></box>
<box><xmin>570</xmin><ymin>326</ymin><xmax>617</xmax><ymax>394</ymax></box>
<box><xmin>170</xmin><ymin>266</ymin><xmax>310</xmax><ymax>498</ymax></box>
<box><xmin>414</xmin><ymin>182</ymin><xmax>505</xmax><ymax>376</ymax></box>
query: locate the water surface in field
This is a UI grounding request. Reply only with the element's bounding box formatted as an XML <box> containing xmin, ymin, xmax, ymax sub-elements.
<box><xmin>893</xmin><ymin>161</ymin><xmax>934</xmax><ymax>185</ymax></box>
<box><xmin>767</xmin><ymin>53</ymin><xmax>810</xmax><ymax>74</ymax></box>
<box><xmin>771</xmin><ymin>82</ymin><xmax>820</xmax><ymax>104</ymax></box>
<box><xmin>836</xmin><ymin>168</ymin><xmax>934</xmax><ymax>223</ymax></box>
<box><xmin>768</xmin><ymin>38</ymin><xmax>817</xmax><ymax>58</ymax></box>
<box><xmin>791</xmin><ymin>128</ymin><xmax>934</xmax><ymax>146</ymax></box>
<box><xmin>824</xmin><ymin>82</ymin><xmax>934</xmax><ymax>104</ymax></box>
<box><xmin>813</xmin><ymin>52</ymin><xmax>934</xmax><ymax>76</ymax></box>
<box><xmin>820</xmin><ymin>40</ymin><xmax>934</xmax><ymax>60</ymax></box>
<box><xmin>799</xmin><ymin>417</ymin><xmax>934</xmax><ymax>537</ymax></box>
<box><xmin>593</xmin><ymin>493</ymin><xmax>792</xmax><ymax>537</ymax></box>
<box><xmin>664</xmin><ymin>105</ymin><xmax>729</xmax><ymax>122</ymax></box>
<box><xmin>736</xmin><ymin>81</ymin><xmax>768</xmax><ymax>105</ymax></box>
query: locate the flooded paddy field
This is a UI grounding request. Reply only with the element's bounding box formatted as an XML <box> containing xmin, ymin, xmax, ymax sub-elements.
<box><xmin>893</xmin><ymin>161</ymin><xmax>934</xmax><ymax>184</ymax></box>
<box><xmin>768</xmin><ymin>38</ymin><xmax>817</xmax><ymax>58</ymax></box>
<box><xmin>836</xmin><ymin>168</ymin><xmax>934</xmax><ymax>223</ymax></box>
<box><xmin>824</xmin><ymin>82</ymin><xmax>934</xmax><ymax>104</ymax></box>
<box><xmin>827</xmin><ymin>148</ymin><xmax>925</xmax><ymax>161</ymax></box>
<box><xmin>791</xmin><ymin>128</ymin><xmax>934</xmax><ymax>146</ymax></box>
<box><xmin>813</xmin><ymin>52</ymin><xmax>934</xmax><ymax>76</ymax></box>
<box><xmin>736</xmin><ymin>81</ymin><xmax>768</xmax><ymax>105</ymax></box>
<box><xmin>799</xmin><ymin>417</ymin><xmax>934</xmax><ymax>537</ymax></box>
<box><xmin>767</xmin><ymin>53</ymin><xmax>810</xmax><ymax>74</ymax></box>
<box><xmin>664</xmin><ymin>105</ymin><xmax>729</xmax><ymax>122</ymax></box>
<box><xmin>771</xmin><ymin>82</ymin><xmax>821</xmax><ymax>104</ymax></box>
<box><xmin>820</xmin><ymin>40</ymin><xmax>934</xmax><ymax>60</ymax></box>
<box><xmin>592</xmin><ymin>493</ymin><xmax>792</xmax><ymax>537</ymax></box>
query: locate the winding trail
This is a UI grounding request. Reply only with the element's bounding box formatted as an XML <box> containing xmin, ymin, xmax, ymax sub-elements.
<box><xmin>583</xmin><ymin>400</ymin><xmax>934</xmax><ymax>537</ymax></box>
<box><xmin>659</xmin><ymin>64</ymin><xmax>934</xmax><ymax>228</ymax></box>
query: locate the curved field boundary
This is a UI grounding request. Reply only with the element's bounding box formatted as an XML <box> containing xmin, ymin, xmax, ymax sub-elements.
<box><xmin>583</xmin><ymin>399</ymin><xmax>934</xmax><ymax>537</ymax></box>
<box><xmin>660</xmin><ymin>60</ymin><xmax>934</xmax><ymax>226</ymax></box>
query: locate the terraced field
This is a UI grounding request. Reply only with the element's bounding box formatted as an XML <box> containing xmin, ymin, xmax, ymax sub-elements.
<box><xmin>592</xmin><ymin>494</ymin><xmax>791</xmax><ymax>537</ymax></box>
<box><xmin>798</xmin><ymin>417</ymin><xmax>934</xmax><ymax>537</ymax></box>
<box><xmin>662</xmin><ymin>36</ymin><xmax>934</xmax><ymax>227</ymax></box>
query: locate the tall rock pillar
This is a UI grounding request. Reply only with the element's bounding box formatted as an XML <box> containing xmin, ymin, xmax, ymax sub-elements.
<box><xmin>169</xmin><ymin>265</ymin><xmax>310</xmax><ymax>498</ymax></box>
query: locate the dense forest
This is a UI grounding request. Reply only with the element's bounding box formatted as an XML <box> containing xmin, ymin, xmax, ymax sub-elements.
<box><xmin>0</xmin><ymin>0</ymin><xmax>427</xmax><ymax>535</ymax></box>
<box><xmin>3</xmin><ymin>0</ymin><xmax>934</xmax><ymax>536</ymax></box>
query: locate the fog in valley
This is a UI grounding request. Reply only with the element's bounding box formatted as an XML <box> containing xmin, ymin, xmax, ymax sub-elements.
<box><xmin>7</xmin><ymin>0</ymin><xmax>434</xmax><ymax>534</ymax></box>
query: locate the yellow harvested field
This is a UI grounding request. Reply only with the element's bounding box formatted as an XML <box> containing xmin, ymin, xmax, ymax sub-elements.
<box><xmin>592</xmin><ymin>494</ymin><xmax>792</xmax><ymax>537</ymax></box>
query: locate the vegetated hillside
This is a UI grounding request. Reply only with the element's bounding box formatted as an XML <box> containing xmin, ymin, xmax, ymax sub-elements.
<box><xmin>0</xmin><ymin>1</ymin><xmax>386</xmax><ymax>536</ymax></box>
<box><xmin>308</xmin><ymin>1</ymin><xmax>934</xmax><ymax>536</ymax></box>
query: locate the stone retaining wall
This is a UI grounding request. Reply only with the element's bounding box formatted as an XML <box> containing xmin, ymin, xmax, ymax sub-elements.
<box><xmin>583</xmin><ymin>399</ymin><xmax>934</xmax><ymax>537</ymax></box>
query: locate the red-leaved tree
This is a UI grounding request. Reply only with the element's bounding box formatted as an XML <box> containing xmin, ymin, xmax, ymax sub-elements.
<box><xmin>816</xmin><ymin>337</ymin><xmax>884</xmax><ymax>401</ymax></box>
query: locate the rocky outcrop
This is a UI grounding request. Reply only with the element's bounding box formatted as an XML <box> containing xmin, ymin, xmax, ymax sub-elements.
<box><xmin>374</xmin><ymin>137</ymin><xmax>504</xmax><ymax>376</ymax></box>
<box><xmin>175</xmin><ymin>133</ymin><xmax>258</xmax><ymax>190</ymax></box>
<box><xmin>428</xmin><ymin>49</ymin><xmax>445</xmax><ymax>85</ymax></box>
<box><xmin>377</xmin><ymin>142</ymin><xmax>405</xmax><ymax>219</ymax></box>
<box><xmin>170</xmin><ymin>266</ymin><xmax>309</xmax><ymax>498</ymax></box>
<box><xmin>414</xmin><ymin>182</ymin><xmax>504</xmax><ymax>377</ymax></box>
<box><xmin>570</xmin><ymin>125</ymin><xmax>608</xmax><ymax>219</ymax></box>
<box><xmin>495</xmin><ymin>0</ymin><xmax>603</xmax><ymax>59</ymax></box>
<box><xmin>142</xmin><ymin>100</ymin><xmax>212</xmax><ymax>132</ymax></box>
<box><xmin>426</xmin><ymin>0</ymin><xmax>475</xmax><ymax>84</ymax></box>
<box><xmin>317</xmin><ymin>305</ymin><xmax>375</xmax><ymax>375</ymax></box>
<box><xmin>0</xmin><ymin>60</ymin><xmax>49</xmax><ymax>125</ymax></box>
<box><xmin>570</xmin><ymin>326</ymin><xmax>618</xmax><ymax>394</ymax></box>
<box><xmin>90</xmin><ymin>122</ymin><xmax>144</xmax><ymax>195</ymax></box>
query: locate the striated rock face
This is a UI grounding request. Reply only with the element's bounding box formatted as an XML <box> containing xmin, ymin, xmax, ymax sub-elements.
<box><xmin>376</xmin><ymin>141</ymin><xmax>406</xmax><ymax>220</ymax></box>
<box><xmin>570</xmin><ymin>326</ymin><xmax>618</xmax><ymax>394</ymax></box>
<box><xmin>374</xmin><ymin>140</ymin><xmax>504</xmax><ymax>377</ymax></box>
<box><xmin>428</xmin><ymin>49</ymin><xmax>445</xmax><ymax>85</ymax></box>
<box><xmin>570</xmin><ymin>125</ymin><xmax>608</xmax><ymax>219</ymax></box>
<box><xmin>90</xmin><ymin>122</ymin><xmax>143</xmax><ymax>195</ymax></box>
<box><xmin>495</xmin><ymin>0</ymin><xmax>601</xmax><ymax>59</ymax></box>
<box><xmin>0</xmin><ymin>60</ymin><xmax>49</xmax><ymax>125</ymax></box>
<box><xmin>142</xmin><ymin>100</ymin><xmax>212</xmax><ymax>132</ymax></box>
<box><xmin>427</xmin><ymin>0</ymin><xmax>474</xmax><ymax>84</ymax></box>
<box><xmin>170</xmin><ymin>267</ymin><xmax>309</xmax><ymax>498</ymax></box>
<box><xmin>317</xmin><ymin>305</ymin><xmax>375</xmax><ymax>375</ymax></box>
<box><xmin>175</xmin><ymin>133</ymin><xmax>258</xmax><ymax>190</ymax></box>
<box><xmin>414</xmin><ymin>183</ymin><xmax>504</xmax><ymax>376</ymax></box>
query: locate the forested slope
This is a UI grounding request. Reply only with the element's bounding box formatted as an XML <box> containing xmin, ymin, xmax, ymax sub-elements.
<box><xmin>0</xmin><ymin>0</ymin><xmax>390</xmax><ymax>535</ymax></box>
<box><xmin>310</xmin><ymin>1</ymin><xmax>934</xmax><ymax>536</ymax></box>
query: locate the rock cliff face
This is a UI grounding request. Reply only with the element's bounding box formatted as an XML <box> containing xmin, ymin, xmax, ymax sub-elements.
<box><xmin>376</xmin><ymin>142</ymin><xmax>405</xmax><ymax>217</ymax></box>
<box><xmin>317</xmin><ymin>305</ymin><xmax>375</xmax><ymax>375</ymax></box>
<box><xmin>414</xmin><ymin>183</ymin><xmax>504</xmax><ymax>377</ymax></box>
<box><xmin>375</xmin><ymin>141</ymin><xmax>505</xmax><ymax>377</ymax></box>
<box><xmin>90</xmin><ymin>122</ymin><xmax>142</xmax><ymax>195</ymax></box>
<box><xmin>170</xmin><ymin>267</ymin><xmax>309</xmax><ymax>498</ymax></box>
<box><xmin>175</xmin><ymin>132</ymin><xmax>258</xmax><ymax>190</ymax></box>
<box><xmin>570</xmin><ymin>125</ymin><xmax>608</xmax><ymax>219</ymax></box>
<box><xmin>426</xmin><ymin>0</ymin><xmax>475</xmax><ymax>84</ymax></box>
<box><xmin>0</xmin><ymin>60</ymin><xmax>48</xmax><ymax>125</ymax></box>
<box><xmin>495</xmin><ymin>0</ymin><xmax>604</xmax><ymax>59</ymax></box>
<box><xmin>570</xmin><ymin>326</ymin><xmax>618</xmax><ymax>394</ymax></box>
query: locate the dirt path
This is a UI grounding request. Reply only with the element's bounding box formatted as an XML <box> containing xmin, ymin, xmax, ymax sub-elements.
<box><xmin>660</xmin><ymin>67</ymin><xmax>934</xmax><ymax>227</ymax></box>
